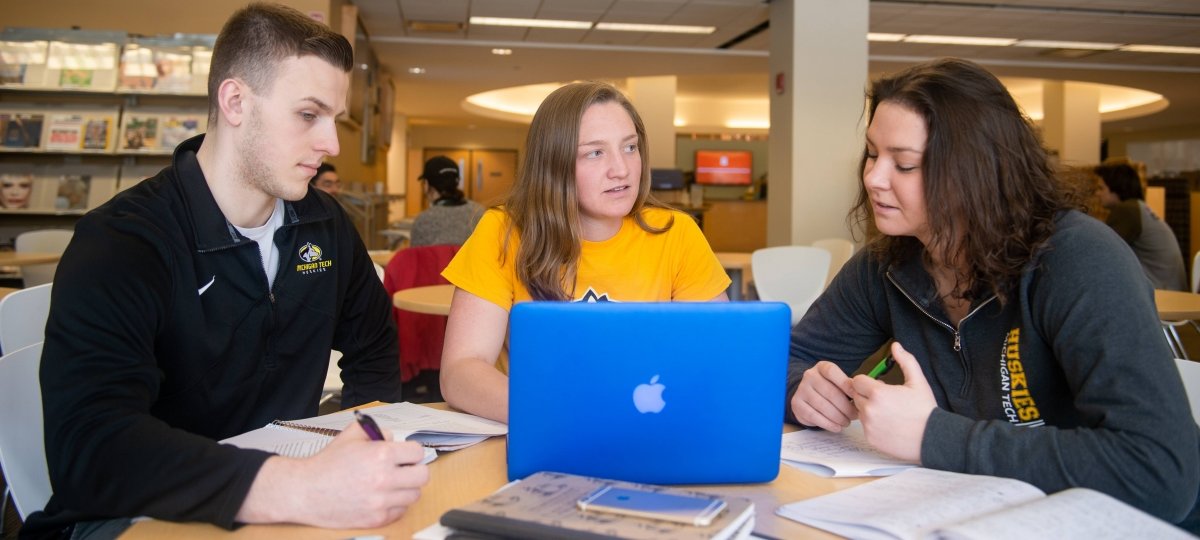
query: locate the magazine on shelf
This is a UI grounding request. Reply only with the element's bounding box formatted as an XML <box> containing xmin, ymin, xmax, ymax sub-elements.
<box><xmin>158</xmin><ymin>113</ymin><xmax>206</xmax><ymax>148</ymax></box>
<box><xmin>1</xmin><ymin>112</ymin><xmax>45</xmax><ymax>149</ymax></box>
<box><xmin>45</xmin><ymin>40</ymin><xmax>118</xmax><ymax>91</ymax></box>
<box><xmin>45</xmin><ymin>165</ymin><xmax>118</xmax><ymax>211</ymax></box>
<box><xmin>119</xmin><ymin>113</ymin><xmax>161</xmax><ymax>152</ymax></box>
<box><xmin>118</xmin><ymin>44</ymin><xmax>196</xmax><ymax>94</ymax></box>
<box><xmin>0</xmin><ymin>39</ymin><xmax>50</xmax><ymax>88</ymax></box>
<box><xmin>0</xmin><ymin>169</ymin><xmax>36</xmax><ymax>210</ymax></box>
<box><xmin>42</xmin><ymin>109</ymin><xmax>119</xmax><ymax>152</ymax></box>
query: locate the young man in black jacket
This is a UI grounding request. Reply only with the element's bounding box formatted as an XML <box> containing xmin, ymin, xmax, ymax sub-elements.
<box><xmin>24</xmin><ymin>4</ymin><xmax>428</xmax><ymax>538</ymax></box>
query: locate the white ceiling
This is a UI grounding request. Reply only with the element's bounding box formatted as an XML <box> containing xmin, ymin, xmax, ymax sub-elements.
<box><xmin>352</xmin><ymin>0</ymin><xmax>1200</xmax><ymax>136</ymax></box>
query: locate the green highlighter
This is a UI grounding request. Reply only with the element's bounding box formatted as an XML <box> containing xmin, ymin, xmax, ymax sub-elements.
<box><xmin>866</xmin><ymin>355</ymin><xmax>895</xmax><ymax>379</ymax></box>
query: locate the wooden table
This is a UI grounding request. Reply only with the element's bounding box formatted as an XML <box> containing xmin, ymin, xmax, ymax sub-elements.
<box><xmin>716</xmin><ymin>251</ymin><xmax>752</xmax><ymax>301</ymax></box>
<box><xmin>0</xmin><ymin>252</ymin><xmax>62</xmax><ymax>267</ymax></box>
<box><xmin>121</xmin><ymin>406</ymin><xmax>863</xmax><ymax>539</ymax></box>
<box><xmin>1156</xmin><ymin>289</ymin><xmax>1200</xmax><ymax>320</ymax></box>
<box><xmin>393</xmin><ymin>284</ymin><xmax>455</xmax><ymax>316</ymax></box>
<box><xmin>367</xmin><ymin>249</ymin><xmax>396</xmax><ymax>267</ymax></box>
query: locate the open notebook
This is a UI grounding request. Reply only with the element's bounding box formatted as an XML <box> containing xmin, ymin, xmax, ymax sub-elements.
<box><xmin>221</xmin><ymin>402</ymin><xmax>506</xmax><ymax>460</ymax></box>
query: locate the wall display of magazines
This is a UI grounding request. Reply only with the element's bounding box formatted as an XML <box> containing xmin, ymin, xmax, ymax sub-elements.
<box><xmin>0</xmin><ymin>163</ymin><xmax>118</xmax><ymax>212</ymax></box>
<box><xmin>1</xmin><ymin>29</ymin><xmax>212</xmax><ymax>94</ymax></box>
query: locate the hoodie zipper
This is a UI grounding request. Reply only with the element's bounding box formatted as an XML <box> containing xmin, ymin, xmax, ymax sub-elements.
<box><xmin>885</xmin><ymin>271</ymin><xmax>996</xmax><ymax>394</ymax></box>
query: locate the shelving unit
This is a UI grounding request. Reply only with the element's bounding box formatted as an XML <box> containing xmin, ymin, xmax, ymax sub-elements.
<box><xmin>0</xmin><ymin>28</ymin><xmax>211</xmax><ymax>247</ymax></box>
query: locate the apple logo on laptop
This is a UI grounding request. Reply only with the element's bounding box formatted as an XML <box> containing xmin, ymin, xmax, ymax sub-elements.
<box><xmin>633</xmin><ymin>375</ymin><xmax>666</xmax><ymax>413</ymax></box>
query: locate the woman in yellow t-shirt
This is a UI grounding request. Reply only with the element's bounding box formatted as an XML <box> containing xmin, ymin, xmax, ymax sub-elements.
<box><xmin>439</xmin><ymin>81</ymin><xmax>731</xmax><ymax>423</ymax></box>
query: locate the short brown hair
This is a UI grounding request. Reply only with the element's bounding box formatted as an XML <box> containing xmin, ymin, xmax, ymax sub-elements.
<box><xmin>207</xmin><ymin>2</ymin><xmax>353</xmax><ymax>124</ymax></box>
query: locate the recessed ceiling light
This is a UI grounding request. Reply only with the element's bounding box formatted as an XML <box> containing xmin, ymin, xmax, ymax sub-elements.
<box><xmin>1120</xmin><ymin>44</ymin><xmax>1200</xmax><ymax>55</ymax></box>
<box><xmin>904</xmin><ymin>35</ymin><xmax>1016</xmax><ymax>47</ymax></box>
<box><xmin>408</xmin><ymin>67</ymin><xmax>426</xmax><ymax>75</ymax></box>
<box><xmin>867</xmin><ymin>33</ymin><xmax>906</xmax><ymax>42</ymax></box>
<box><xmin>1014</xmin><ymin>40</ymin><xmax>1119</xmax><ymax>51</ymax></box>
<box><xmin>469</xmin><ymin>16</ymin><xmax>592</xmax><ymax>30</ymax></box>
<box><xmin>593</xmin><ymin>22</ymin><xmax>714</xmax><ymax>34</ymax></box>
<box><xmin>491</xmin><ymin>48</ymin><xmax>512</xmax><ymax>55</ymax></box>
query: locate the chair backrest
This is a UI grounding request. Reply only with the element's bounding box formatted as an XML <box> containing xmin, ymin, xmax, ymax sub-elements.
<box><xmin>1175</xmin><ymin>358</ymin><xmax>1200</xmax><ymax>423</ymax></box>
<box><xmin>383</xmin><ymin>245</ymin><xmax>461</xmax><ymax>381</ymax></box>
<box><xmin>811</xmin><ymin>238</ymin><xmax>856</xmax><ymax>287</ymax></box>
<box><xmin>751</xmin><ymin>246</ymin><xmax>832</xmax><ymax>326</ymax></box>
<box><xmin>15</xmin><ymin>229</ymin><xmax>74</xmax><ymax>287</ymax></box>
<box><xmin>1191</xmin><ymin>251</ymin><xmax>1200</xmax><ymax>293</ymax></box>
<box><xmin>0</xmin><ymin>282</ymin><xmax>52</xmax><ymax>354</ymax></box>
<box><xmin>0</xmin><ymin>341</ymin><xmax>52</xmax><ymax>519</ymax></box>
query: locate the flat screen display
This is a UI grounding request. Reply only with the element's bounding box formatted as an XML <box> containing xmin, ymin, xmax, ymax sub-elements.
<box><xmin>650</xmin><ymin>168</ymin><xmax>685</xmax><ymax>190</ymax></box>
<box><xmin>694</xmin><ymin>150</ymin><xmax>752</xmax><ymax>186</ymax></box>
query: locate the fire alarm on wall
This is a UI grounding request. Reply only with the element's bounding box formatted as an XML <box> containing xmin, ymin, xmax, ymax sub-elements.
<box><xmin>774</xmin><ymin>72</ymin><xmax>785</xmax><ymax>96</ymax></box>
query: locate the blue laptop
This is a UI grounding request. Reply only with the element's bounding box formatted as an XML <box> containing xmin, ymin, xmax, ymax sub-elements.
<box><xmin>507</xmin><ymin>301</ymin><xmax>790</xmax><ymax>484</ymax></box>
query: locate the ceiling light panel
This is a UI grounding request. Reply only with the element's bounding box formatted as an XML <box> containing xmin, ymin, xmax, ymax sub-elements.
<box><xmin>1014</xmin><ymin>40</ymin><xmax>1120</xmax><ymax>51</ymax></box>
<box><xmin>594</xmin><ymin>22</ymin><xmax>715</xmax><ymax>34</ymax></box>
<box><xmin>469</xmin><ymin>16</ymin><xmax>592</xmax><ymax>30</ymax></box>
<box><xmin>903</xmin><ymin>35</ymin><xmax>1017</xmax><ymax>47</ymax></box>
<box><xmin>1120</xmin><ymin>44</ymin><xmax>1200</xmax><ymax>55</ymax></box>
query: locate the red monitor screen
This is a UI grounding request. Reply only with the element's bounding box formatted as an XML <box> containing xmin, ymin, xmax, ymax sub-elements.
<box><xmin>694</xmin><ymin>150</ymin><xmax>752</xmax><ymax>186</ymax></box>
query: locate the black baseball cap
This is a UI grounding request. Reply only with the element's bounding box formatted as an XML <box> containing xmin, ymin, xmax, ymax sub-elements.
<box><xmin>420</xmin><ymin>156</ymin><xmax>459</xmax><ymax>183</ymax></box>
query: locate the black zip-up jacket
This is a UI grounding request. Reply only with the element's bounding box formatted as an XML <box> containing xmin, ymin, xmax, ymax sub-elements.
<box><xmin>22</xmin><ymin>135</ymin><xmax>401</xmax><ymax>538</ymax></box>
<box><xmin>787</xmin><ymin>211</ymin><xmax>1200</xmax><ymax>531</ymax></box>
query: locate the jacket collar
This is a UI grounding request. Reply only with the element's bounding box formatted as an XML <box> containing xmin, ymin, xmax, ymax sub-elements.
<box><xmin>171</xmin><ymin>134</ymin><xmax>333</xmax><ymax>253</ymax></box>
<box><xmin>884</xmin><ymin>251</ymin><xmax>943</xmax><ymax>314</ymax></box>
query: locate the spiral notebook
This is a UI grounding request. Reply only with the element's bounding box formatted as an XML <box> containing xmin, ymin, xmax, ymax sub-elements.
<box><xmin>221</xmin><ymin>402</ymin><xmax>506</xmax><ymax>459</ymax></box>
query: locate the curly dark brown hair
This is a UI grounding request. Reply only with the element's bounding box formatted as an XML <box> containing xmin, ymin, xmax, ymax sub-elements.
<box><xmin>852</xmin><ymin>58</ymin><xmax>1081</xmax><ymax>305</ymax></box>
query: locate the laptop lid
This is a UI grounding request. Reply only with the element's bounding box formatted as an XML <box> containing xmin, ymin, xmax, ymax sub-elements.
<box><xmin>507</xmin><ymin>301</ymin><xmax>790</xmax><ymax>484</ymax></box>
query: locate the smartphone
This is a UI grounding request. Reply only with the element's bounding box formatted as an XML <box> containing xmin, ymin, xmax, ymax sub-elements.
<box><xmin>576</xmin><ymin>485</ymin><xmax>727</xmax><ymax>526</ymax></box>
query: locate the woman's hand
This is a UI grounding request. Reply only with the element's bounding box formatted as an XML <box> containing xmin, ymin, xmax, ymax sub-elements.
<box><xmin>848</xmin><ymin>341</ymin><xmax>936</xmax><ymax>462</ymax></box>
<box><xmin>790</xmin><ymin>360</ymin><xmax>858</xmax><ymax>432</ymax></box>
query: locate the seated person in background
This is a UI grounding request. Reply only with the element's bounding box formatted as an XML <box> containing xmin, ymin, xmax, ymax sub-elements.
<box><xmin>27</xmin><ymin>4</ymin><xmax>427</xmax><ymax>538</ymax></box>
<box><xmin>1095</xmin><ymin>161</ymin><xmax>1188</xmax><ymax>291</ymax></box>
<box><xmin>439</xmin><ymin>81</ymin><xmax>730</xmax><ymax>423</ymax></box>
<box><xmin>410</xmin><ymin>155</ymin><xmax>483</xmax><ymax>246</ymax></box>
<box><xmin>787</xmin><ymin>57</ymin><xmax>1200</xmax><ymax>532</ymax></box>
<box><xmin>309</xmin><ymin>162</ymin><xmax>341</xmax><ymax>196</ymax></box>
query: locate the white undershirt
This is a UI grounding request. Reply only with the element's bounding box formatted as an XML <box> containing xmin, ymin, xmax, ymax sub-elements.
<box><xmin>233</xmin><ymin>198</ymin><xmax>285</xmax><ymax>289</ymax></box>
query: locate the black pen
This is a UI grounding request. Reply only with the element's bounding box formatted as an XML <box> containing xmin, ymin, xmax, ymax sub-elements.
<box><xmin>354</xmin><ymin>410</ymin><xmax>386</xmax><ymax>441</ymax></box>
<box><xmin>866</xmin><ymin>355</ymin><xmax>895</xmax><ymax>379</ymax></box>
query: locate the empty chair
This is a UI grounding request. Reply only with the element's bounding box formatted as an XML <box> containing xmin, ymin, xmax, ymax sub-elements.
<box><xmin>0</xmin><ymin>282</ymin><xmax>52</xmax><ymax>354</ymax></box>
<box><xmin>751</xmin><ymin>246</ymin><xmax>831</xmax><ymax>326</ymax></box>
<box><xmin>811</xmin><ymin>238</ymin><xmax>856</xmax><ymax>287</ymax></box>
<box><xmin>1192</xmin><ymin>250</ymin><xmax>1200</xmax><ymax>293</ymax></box>
<box><xmin>15</xmin><ymin>229</ymin><xmax>73</xmax><ymax>287</ymax></box>
<box><xmin>1175</xmin><ymin>358</ymin><xmax>1200</xmax><ymax>423</ymax></box>
<box><xmin>0</xmin><ymin>342</ymin><xmax>52</xmax><ymax>520</ymax></box>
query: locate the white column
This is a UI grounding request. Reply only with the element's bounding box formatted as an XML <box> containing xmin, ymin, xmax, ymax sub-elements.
<box><xmin>386</xmin><ymin>112</ymin><xmax>408</xmax><ymax>219</ymax></box>
<box><xmin>1042</xmin><ymin>81</ymin><xmax>1100</xmax><ymax>166</ymax></box>
<box><xmin>626</xmin><ymin>76</ymin><xmax>677</xmax><ymax>169</ymax></box>
<box><xmin>767</xmin><ymin>0</ymin><xmax>867</xmax><ymax>246</ymax></box>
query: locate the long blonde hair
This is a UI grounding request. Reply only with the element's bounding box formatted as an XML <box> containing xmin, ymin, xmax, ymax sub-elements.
<box><xmin>504</xmin><ymin>81</ymin><xmax>671</xmax><ymax>300</ymax></box>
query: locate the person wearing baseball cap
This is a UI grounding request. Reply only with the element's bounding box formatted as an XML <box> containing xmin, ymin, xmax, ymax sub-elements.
<box><xmin>410</xmin><ymin>155</ymin><xmax>483</xmax><ymax>247</ymax></box>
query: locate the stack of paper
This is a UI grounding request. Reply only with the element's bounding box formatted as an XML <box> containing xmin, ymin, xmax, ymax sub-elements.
<box><xmin>780</xmin><ymin>421</ymin><xmax>916</xmax><ymax>477</ymax></box>
<box><xmin>776</xmin><ymin>468</ymin><xmax>1191</xmax><ymax>540</ymax></box>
